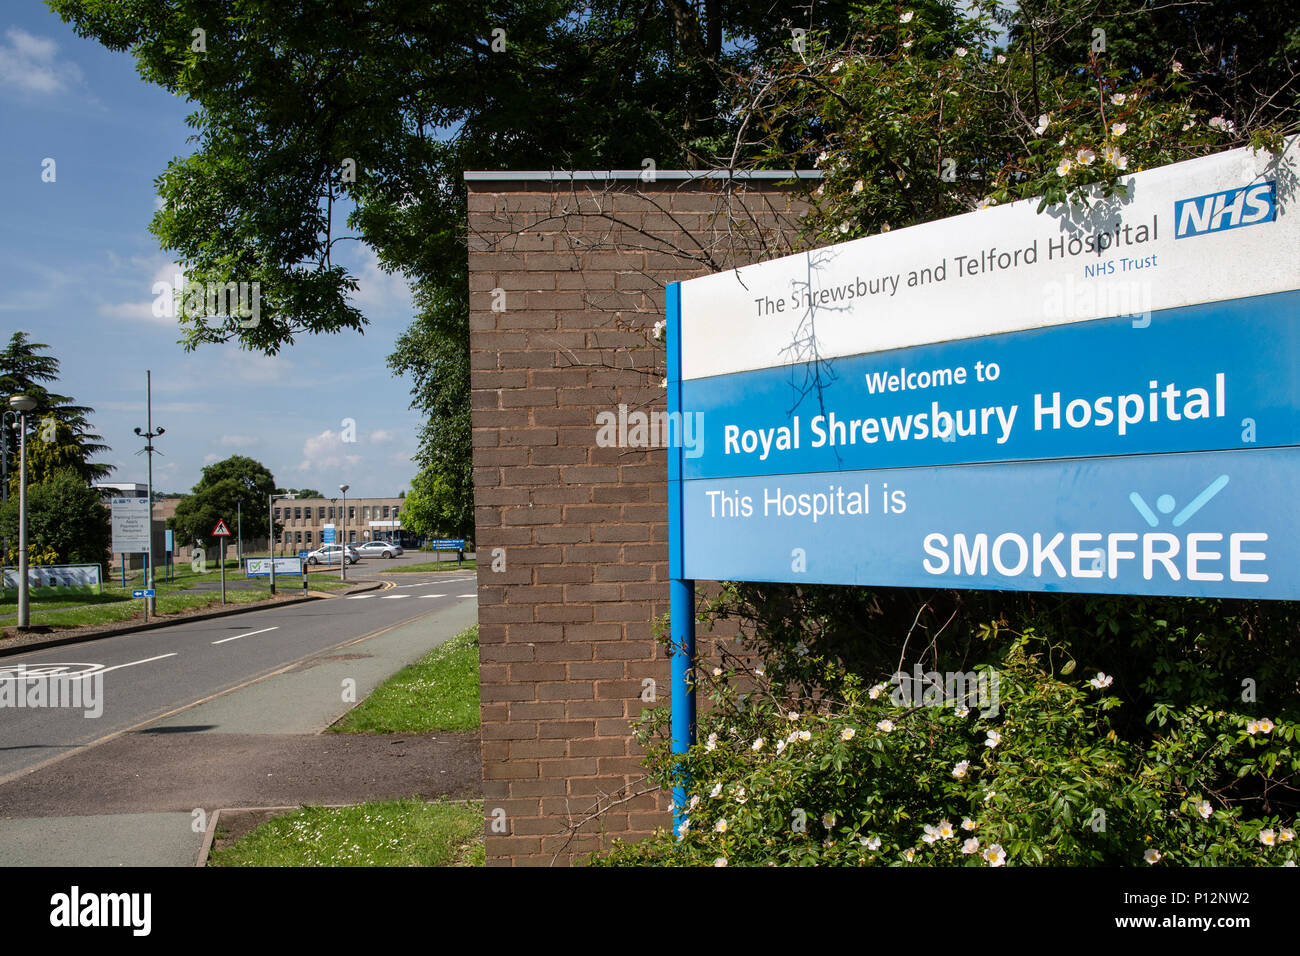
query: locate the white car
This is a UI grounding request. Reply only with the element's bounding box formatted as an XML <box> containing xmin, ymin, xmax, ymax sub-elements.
<box><xmin>353</xmin><ymin>540</ymin><xmax>403</xmax><ymax>559</ymax></box>
<box><xmin>305</xmin><ymin>544</ymin><xmax>359</xmax><ymax>565</ymax></box>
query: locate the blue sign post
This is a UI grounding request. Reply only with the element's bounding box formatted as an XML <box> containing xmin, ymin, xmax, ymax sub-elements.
<box><xmin>666</xmin><ymin>137</ymin><xmax>1300</xmax><ymax>829</ymax></box>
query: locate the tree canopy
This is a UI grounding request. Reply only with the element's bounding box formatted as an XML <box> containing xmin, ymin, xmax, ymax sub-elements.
<box><xmin>169</xmin><ymin>455</ymin><xmax>276</xmax><ymax>545</ymax></box>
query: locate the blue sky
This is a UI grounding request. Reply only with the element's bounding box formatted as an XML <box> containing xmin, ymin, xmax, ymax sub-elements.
<box><xmin>0</xmin><ymin>3</ymin><xmax>422</xmax><ymax>498</ymax></box>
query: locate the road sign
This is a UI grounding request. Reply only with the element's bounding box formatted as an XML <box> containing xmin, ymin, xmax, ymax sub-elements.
<box><xmin>670</xmin><ymin>135</ymin><xmax>1300</xmax><ymax>601</ymax></box>
<box><xmin>164</xmin><ymin>529</ymin><xmax>174</xmax><ymax>552</ymax></box>
<box><xmin>245</xmin><ymin>557</ymin><xmax>303</xmax><ymax>577</ymax></box>
<box><xmin>212</xmin><ymin>519</ymin><xmax>232</xmax><ymax>537</ymax></box>
<box><xmin>110</xmin><ymin>497</ymin><xmax>151</xmax><ymax>553</ymax></box>
<box><xmin>132</xmin><ymin>589</ymin><xmax>155</xmax><ymax>598</ymax></box>
<box><xmin>322</xmin><ymin>523</ymin><xmax>335</xmax><ymax>544</ymax></box>
<box><xmin>298</xmin><ymin>549</ymin><xmax>309</xmax><ymax>560</ymax></box>
<box><xmin>430</xmin><ymin>539</ymin><xmax>466</xmax><ymax>550</ymax></box>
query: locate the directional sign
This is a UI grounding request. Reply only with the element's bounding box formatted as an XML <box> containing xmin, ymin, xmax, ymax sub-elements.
<box><xmin>212</xmin><ymin>519</ymin><xmax>232</xmax><ymax>537</ymax></box>
<box><xmin>164</xmin><ymin>529</ymin><xmax>174</xmax><ymax>553</ymax></box>
<box><xmin>132</xmin><ymin>589</ymin><xmax>156</xmax><ymax>598</ymax></box>
<box><xmin>322</xmin><ymin>523</ymin><xmax>336</xmax><ymax>544</ymax></box>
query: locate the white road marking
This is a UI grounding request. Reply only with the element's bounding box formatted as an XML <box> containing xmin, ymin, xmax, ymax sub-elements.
<box><xmin>0</xmin><ymin>654</ymin><xmax>178</xmax><ymax>682</ymax></box>
<box><xmin>345</xmin><ymin>594</ymin><xmax>374</xmax><ymax>600</ymax></box>
<box><xmin>380</xmin><ymin>594</ymin><xmax>410</xmax><ymax>599</ymax></box>
<box><xmin>419</xmin><ymin>594</ymin><xmax>446</xmax><ymax>599</ymax></box>
<box><xmin>212</xmin><ymin>626</ymin><xmax>279</xmax><ymax>646</ymax></box>
<box><xmin>457</xmin><ymin>593</ymin><xmax>477</xmax><ymax>598</ymax></box>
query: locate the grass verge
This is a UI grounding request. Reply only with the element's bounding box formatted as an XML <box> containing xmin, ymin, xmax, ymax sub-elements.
<box><xmin>387</xmin><ymin>558</ymin><xmax>478</xmax><ymax>573</ymax></box>
<box><xmin>331</xmin><ymin>624</ymin><xmax>479</xmax><ymax>733</ymax></box>
<box><xmin>207</xmin><ymin>799</ymin><xmax>483</xmax><ymax>867</ymax></box>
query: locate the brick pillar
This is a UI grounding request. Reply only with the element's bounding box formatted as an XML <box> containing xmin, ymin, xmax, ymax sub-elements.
<box><xmin>466</xmin><ymin>172</ymin><xmax>811</xmax><ymax>865</ymax></box>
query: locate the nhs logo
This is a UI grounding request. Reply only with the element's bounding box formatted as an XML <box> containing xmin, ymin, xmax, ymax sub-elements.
<box><xmin>1174</xmin><ymin>181</ymin><xmax>1275</xmax><ymax>238</ymax></box>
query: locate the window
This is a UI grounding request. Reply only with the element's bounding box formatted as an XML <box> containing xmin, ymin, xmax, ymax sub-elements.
<box><xmin>348</xmin><ymin>530</ymin><xmax>356</xmax><ymax>542</ymax></box>
<box><xmin>294</xmin><ymin>506</ymin><xmax>302</xmax><ymax>519</ymax></box>
<box><xmin>327</xmin><ymin>506</ymin><xmax>334</xmax><ymax>520</ymax></box>
<box><xmin>306</xmin><ymin>531</ymin><xmax>313</xmax><ymax>543</ymax></box>
<box><xmin>392</xmin><ymin>507</ymin><xmax>399</xmax><ymax>519</ymax></box>
<box><xmin>273</xmin><ymin>507</ymin><xmax>280</xmax><ymax>520</ymax></box>
<box><xmin>318</xmin><ymin>506</ymin><xmax>325</xmax><ymax>519</ymax></box>
<box><xmin>348</xmin><ymin>506</ymin><xmax>355</xmax><ymax>520</ymax></box>
<box><xmin>295</xmin><ymin>531</ymin><xmax>302</xmax><ymax>543</ymax></box>
<box><xmin>382</xmin><ymin>505</ymin><xmax>390</xmax><ymax>518</ymax></box>
<box><xmin>283</xmin><ymin>531</ymin><xmax>291</xmax><ymax>544</ymax></box>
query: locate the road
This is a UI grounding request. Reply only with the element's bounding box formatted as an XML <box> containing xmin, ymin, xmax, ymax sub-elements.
<box><xmin>0</xmin><ymin>565</ymin><xmax>478</xmax><ymax>783</ymax></box>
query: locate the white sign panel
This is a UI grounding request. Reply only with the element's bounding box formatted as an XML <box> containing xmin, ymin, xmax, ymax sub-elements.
<box><xmin>3</xmin><ymin>564</ymin><xmax>102</xmax><ymax>590</ymax></box>
<box><xmin>679</xmin><ymin>138</ymin><xmax>1299</xmax><ymax>380</ymax></box>
<box><xmin>110</xmin><ymin>497</ymin><xmax>151</xmax><ymax>554</ymax></box>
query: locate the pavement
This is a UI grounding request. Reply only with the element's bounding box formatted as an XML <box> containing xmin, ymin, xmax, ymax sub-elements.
<box><xmin>0</xmin><ymin>579</ymin><xmax>480</xmax><ymax>867</ymax></box>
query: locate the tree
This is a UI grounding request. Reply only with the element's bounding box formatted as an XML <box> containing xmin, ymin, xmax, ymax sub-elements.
<box><xmin>276</xmin><ymin>487</ymin><xmax>322</xmax><ymax>500</ymax></box>
<box><xmin>0</xmin><ymin>332</ymin><xmax>112</xmax><ymax>486</ymax></box>
<box><xmin>170</xmin><ymin>456</ymin><xmax>276</xmax><ymax>547</ymax></box>
<box><xmin>0</xmin><ymin>468</ymin><xmax>111</xmax><ymax>567</ymax></box>
<box><xmin>401</xmin><ymin>464</ymin><xmax>472</xmax><ymax>542</ymax></box>
<box><xmin>49</xmin><ymin>0</ymin><xmax>865</xmax><ymax>549</ymax></box>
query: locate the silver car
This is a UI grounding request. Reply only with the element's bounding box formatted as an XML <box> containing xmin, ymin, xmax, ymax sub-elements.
<box><xmin>354</xmin><ymin>540</ymin><xmax>403</xmax><ymax>559</ymax></box>
<box><xmin>305</xmin><ymin>544</ymin><xmax>359</xmax><ymax>565</ymax></box>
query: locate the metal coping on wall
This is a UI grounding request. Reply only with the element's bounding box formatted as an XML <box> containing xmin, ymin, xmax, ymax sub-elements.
<box><xmin>463</xmin><ymin>169</ymin><xmax>823</xmax><ymax>182</ymax></box>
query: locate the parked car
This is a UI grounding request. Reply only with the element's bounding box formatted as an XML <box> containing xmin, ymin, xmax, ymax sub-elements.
<box><xmin>353</xmin><ymin>540</ymin><xmax>403</xmax><ymax>559</ymax></box>
<box><xmin>305</xmin><ymin>544</ymin><xmax>359</xmax><ymax>565</ymax></box>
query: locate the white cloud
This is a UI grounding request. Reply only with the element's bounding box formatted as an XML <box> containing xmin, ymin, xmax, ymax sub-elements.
<box><xmin>0</xmin><ymin>28</ymin><xmax>83</xmax><ymax>96</ymax></box>
<box><xmin>203</xmin><ymin>453</ymin><xmax>219</xmax><ymax>464</ymax></box>
<box><xmin>296</xmin><ymin>429</ymin><xmax>363</xmax><ymax>475</ymax></box>
<box><xmin>99</xmin><ymin>259</ymin><xmax>186</xmax><ymax>327</ymax></box>
<box><xmin>349</xmin><ymin>245</ymin><xmax>413</xmax><ymax>314</ymax></box>
<box><xmin>370</xmin><ymin>428</ymin><xmax>396</xmax><ymax>445</ymax></box>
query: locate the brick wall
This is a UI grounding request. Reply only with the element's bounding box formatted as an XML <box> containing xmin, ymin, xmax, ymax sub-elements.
<box><xmin>466</xmin><ymin>172</ymin><xmax>812</xmax><ymax>865</ymax></box>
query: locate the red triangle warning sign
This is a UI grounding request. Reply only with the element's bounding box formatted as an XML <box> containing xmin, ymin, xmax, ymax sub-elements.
<box><xmin>212</xmin><ymin>519</ymin><xmax>232</xmax><ymax>537</ymax></box>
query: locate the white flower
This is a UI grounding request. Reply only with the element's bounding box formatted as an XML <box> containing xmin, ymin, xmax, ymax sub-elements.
<box><xmin>1144</xmin><ymin>848</ymin><xmax>1161</xmax><ymax>864</ymax></box>
<box><xmin>983</xmin><ymin>844</ymin><xmax>1007</xmax><ymax>867</ymax></box>
<box><xmin>793</xmin><ymin>642</ymin><xmax>809</xmax><ymax>657</ymax></box>
<box><xmin>798</xmin><ymin>730</ymin><xmax>811</xmax><ymax>742</ymax></box>
<box><xmin>1110</xmin><ymin>122</ymin><xmax>1127</xmax><ymax>137</ymax></box>
<box><xmin>955</xmin><ymin>47</ymin><xmax>967</xmax><ymax>58</ymax></box>
<box><xmin>839</xmin><ymin>221</ymin><xmax>851</xmax><ymax>234</ymax></box>
<box><xmin>1260</xmin><ymin>828</ymin><xmax>1277</xmax><ymax>846</ymax></box>
<box><xmin>689</xmin><ymin>795</ymin><xmax>700</xmax><ymax>810</ymax></box>
<box><xmin>984</xmin><ymin>730</ymin><xmax>1002</xmax><ymax>749</ymax></box>
<box><xmin>1089</xmin><ymin>672</ymin><xmax>1114</xmax><ymax>689</ymax></box>
<box><xmin>899</xmin><ymin>10</ymin><xmax>914</xmax><ymax>23</ymax></box>
<box><xmin>996</xmin><ymin>54</ymin><xmax>1006</xmax><ymax>64</ymax></box>
<box><xmin>1284</xmin><ymin>860</ymin><xmax>1297</xmax><ymax>867</ymax></box>
<box><xmin>952</xmin><ymin>760</ymin><xmax>971</xmax><ymax>779</ymax></box>
<box><xmin>1195</xmin><ymin>800</ymin><xmax>1213</xmax><ymax>819</ymax></box>
<box><xmin>751</xmin><ymin>737</ymin><xmax>764</xmax><ymax>752</ymax></box>
<box><xmin>1035</xmin><ymin>113</ymin><xmax>1050</xmax><ymax>135</ymax></box>
<box><xmin>715</xmin><ymin>818</ymin><xmax>728</xmax><ymax>833</ymax></box>
<box><xmin>922</xmin><ymin>830</ymin><xmax>937</xmax><ymax>845</ymax></box>
<box><xmin>902</xmin><ymin>847</ymin><xmax>916</xmax><ymax>862</ymax></box>
<box><xmin>754</xmin><ymin>667</ymin><xmax>765</xmax><ymax>678</ymax></box>
<box><xmin>1279</xmin><ymin>828</ymin><xmax>1295</xmax><ymax>842</ymax></box>
<box><xmin>659</xmin><ymin>377</ymin><xmax>667</xmax><ymax>388</ymax></box>
<box><xmin>841</xmin><ymin>727</ymin><xmax>856</xmax><ymax>741</ymax></box>
<box><xmin>1247</xmin><ymin>718</ymin><xmax>1274</xmax><ymax>735</ymax></box>
<box><xmin>962</xmin><ymin>817</ymin><xmax>977</xmax><ymax>831</ymax></box>
<box><xmin>1172</xmin><ymin>60</ymin><xmax>1183</xmax><ymax>74</ymax></box>
<box><xmin>1208</xmin><ymin>116</ymin><xmax>1235</xmax><ymax>133</ymax></box>
<box><xmin>861</xmin><ymin>835</ymin><xmax>881</xmax><ymax>850</ymax></box>
<box><xmin>937</xmin><ymin>820</ymin><xmax>956</xmax><ymax>840</ymax></box>
<box><xmin>902</xmin><ymin>39</ymin><xmax>913</xmax><ymax>49</ymax></box>
<box><xmin>1056</xmin><ymin>158</ymin><xmax>1073</xmax><ymax>177</ymax></box>
<box><xmin>869</xmin><ymin>683</ymin><xmax>887</xmax><ymax>700</ymax></box>
<box><xmin>954</xmin><ymin>705</ymin><xmax>970</xmax><ymax>718</ymax></box>
<box><xmin>823</xmin><ymin>813</ymin><xmax>836</xmax><ymax>829</ymax></box>
<box><xmin>788</xmin><ymin>711</ymin><xmax>800</xmax><ymax>722</ymax></box>
<box><xmin>652</xmin><ymin>319</ymin><xmax>666</xmax><ymax>340</ymax></box>
<box><xmin>712</xmin><ymin>667</ymin><xmax>722</xmax><ymax>677</ymax></box>
<box><xmin>1110</xmin><ymin>93</ymin><xmax>1127</xmax><ymax>105</ymax></box>
<box><xmin>705</xmin><ymin>732</ymin><xmax>718</xmax><ymax>752</ymax></box>
<box><xmin>677</xmin><ymin>818</ymin><xmax>691</xmax><ymax>836</ymax></box>
<box><xmin>852</xmin><ymin>179</ymin><xmax>864</xmax><ymax>194</ymax></box>
<box><xmin>713</xmin><ymin>856</ymin><xmax>727</xmax><ymax>867</ymax></box>
<box><xmin>710</xmin><ymin>782</ymin><xmax>722</xmax><ymax>798</ymax></box>
<box><xmin>983</xmin><ymin>789</ymin><xmax>997</xmax><ymax>803</ymax></box>
<box><xmin>786</xmin><ymin>730</ymin><xmax>799</xmax><ymax>744</ymax></box>
<box><xmin>1076</xmin><ymin>147</ymin><xmax>1096</xmax><ymax>166</ymax></box>
<box><xmin>775</xmin><ymin>739</ymin><xmax>786</xmax><ymax>755</ymax></box>
<box><xmin>1182</xmin><ymin>118</ymin><xmax>1195</xmax><ymax>130</ymax></box>
<box><xmin>815</xmin><ymin>151</ymin><xmax>828</xmax><ymax>167</ymax></box>
<box><xmin>877</xmin><ymin>719</ymin><xmax>895</xmax><ymax>733</ymax></box>
<box><xmin>962</xmin><ymin>837</ymin><xmax>980</xmax><ymax>854</ymax></box>
<box><xmin>1114</xmin><ymin>154</ymin><xmax>1128</xmax><ymax>171</ymax></box>
<box><xmin>734</xmin><ymin>787</ymin><xmax>747</xmax><ymax>804</ymax></box>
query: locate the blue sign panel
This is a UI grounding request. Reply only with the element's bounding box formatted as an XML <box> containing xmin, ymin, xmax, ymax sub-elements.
<box><xmin>430</xmin><ymin>539</ymin><xmax>465</xmax><ymax>549</ymax></box>
<box><xmin>683</xmin><ymin>290</ymin><xmax>1299</xmax><ymax>479</ymax></box>
<box><xmin>132</xmin><ymin>589</ymin><xmax>155</xmax><ymax>598</ymax></box>
<box><xmin>322</xmin><ymin>526</ymin><xmax>335</xmax><ymax>544</ymax></box>
<box><xmin>682</xmin><ymin>447</ymin><xmax>1297</xmax><ymax>599</ymax></box>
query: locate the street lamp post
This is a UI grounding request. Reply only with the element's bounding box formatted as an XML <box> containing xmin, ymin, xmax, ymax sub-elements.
<box><xmin>133</xmin><ymin>371</ymin><xmax>164</xmax><ymax>615</ymax></box>
<box><xmin>339</xmin><ymin>483</ymin><xmax>349</xmax><ymax>582</ymax></box>
<box><xmin>9</xmin><ymin>395</ymin><xmax>37</xmax><ymax>628</ymax></box>
<box><xmin>269</xmin><ymin>492</ymin><xmax>296</xmax><ymax>595</ymax></box>
<box><xmin>1</xmin><ymin>410</ymin><xmax>20</xmax><ymax>573</ymax></box>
